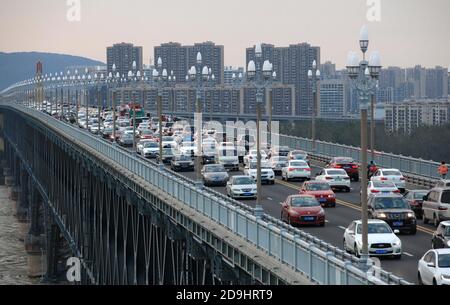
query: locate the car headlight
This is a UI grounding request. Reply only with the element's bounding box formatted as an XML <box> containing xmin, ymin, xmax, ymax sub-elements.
<box><xmin>447</xmin><ymin>240</ymin><xmax>450</xmax><ymax>247</ymax></box>
<box><xmin>407</xmin><ymin>212</ymin><xmax>415</xmax><ymax>218</ymax></box>
<box><xmin>318</xmin><ymin>209</ymin><xmax>325</xmax><ymax>216</ymax></box>
<box><xmin>393</xmin><ymin>240</ymin><xmax>401</xmax><ymax>247</ymax></box>
<box><xmin>377</xmin><ymin>213</ymin><xmax>387</xmax><ymax>218</ymax></box>
<box><xmin>441</xmin><ymin>274</ymin><xmax>450</xmax><ymax>280</ymax></box>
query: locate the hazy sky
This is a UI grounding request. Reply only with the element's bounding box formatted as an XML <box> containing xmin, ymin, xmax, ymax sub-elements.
<box><xmin>0</xmin><ymin>0</ymin><xmax>449</xmax><ymax>69</ymax></box>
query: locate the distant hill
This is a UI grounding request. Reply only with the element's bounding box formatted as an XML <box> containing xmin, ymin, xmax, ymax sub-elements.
<box><xmin>0</xmin><ymin>52</ymin><xmax>104</xmax><ymax>91</ymax></box>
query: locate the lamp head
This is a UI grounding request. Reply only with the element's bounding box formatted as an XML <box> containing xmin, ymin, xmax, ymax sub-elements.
<box><xmin>255</xmin><ymin>43</ymin><xmax>262</xmax><ymax>57</ymax></box>
<box><xmin>196</xmin><ymin>52</ymin><xmax>202</xmax><ymax>64</ymax></box>
<box><xmin>359</xmin><ymin>25</ymin><xmax>369</xmax><ymax>53</ymax></box>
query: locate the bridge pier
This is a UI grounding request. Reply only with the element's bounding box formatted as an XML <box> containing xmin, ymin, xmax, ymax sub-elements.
<box><xmin>25</xmin><ymin>188</ymin><xmax>46</xmax><ymax>278</ymax></box>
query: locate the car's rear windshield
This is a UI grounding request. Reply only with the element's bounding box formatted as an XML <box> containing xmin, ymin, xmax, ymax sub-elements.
<box><xmin>413</xmin><ymin>191</ymin><xmax>428</xmax><ymax>199</ymax></box>
<box><xmin>438</xmin><ymin>254</ymin><xmax>450</xmax><ymax>268</ymax></box>
<box><xmin>373</xmin><ymin>197</ymin><xmax>410</xmax><ymax>209</ymax></box>
<box><xmin>307</xmin><ymin>183</ymin><xmax>331</xmax><ymax>191</ymax></box>
<box><xmin>336</xmin><ymin>158</ymin><xmax>354</xmax><ymax>163</ymax></box>
<box><xmin>291</xmin><ymin>197</ymin><xmax>319</xmax><ymax>207</ymax></box>
<box><xmin>383</xmin><ymin>170</ymin><xmax>401</xmax><ymax>176</ymax></box>
<box><xmin>373</xmin><ymin>181</ymin><xmax>396</xmax><ymax>188</ymax></box>
<box><xmin>327</xmin><ymin>169</ymin><xmax>346</xmax><ymax>175</ymax></box>
<box><xmin>441</xmin><ymin>191</ymin><xmax>450</xmax><ymax>204</ymax></box>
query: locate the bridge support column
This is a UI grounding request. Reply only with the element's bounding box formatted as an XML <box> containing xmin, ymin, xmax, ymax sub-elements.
<box><xmin>25</xmin><ymin>187</ymin><xmax>46</xmax><ymax>278</ymax></box>
<box><xmin>16</xmin><ymin>165</ymin><xmax>30</xmax><ymax>223</ymax></box>
<box><xmin>0</xmin><ymin>159</ymin><xmax>6</xmax><ymax>185</ymax></box>
<box><xmin>4</xmin><ymin>167</ymin><xmax>14</xmax><ymax>186</ymax></box>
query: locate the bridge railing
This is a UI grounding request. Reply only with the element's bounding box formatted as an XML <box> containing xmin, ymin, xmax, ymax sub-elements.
<box><xmin>3</xmin><ymin>102</ymin><xmax>411</xmax><ymax>285</ymax></box>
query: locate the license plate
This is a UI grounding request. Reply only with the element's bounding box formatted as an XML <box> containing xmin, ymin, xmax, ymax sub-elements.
<box><xmin>382</xmin><ymin>191</ymin><xmax>389</xmax><ymax>193</ymax></box>
<box><xmin>303</xmin><ymin>216</ymin><xmax>314</xmax><ymax>221</ymax></box>
<box><xmin>335</xmin><ymin>178</ymin><xmax>342</xmax><ymax>181</ymax></box>
<box><xmin>242</xmin><ymin>193</ymin><xmax>253</xmax><ymax>196</ymax></box>
<box><xmin>375</xmin><ymin>250</ymin><xmax>387</xmax><ymax>254</ymax></box>
<box><xmin>393</xmin><ymin>221</ymin><xmax>403</xmax><ymax>227</ymax></box>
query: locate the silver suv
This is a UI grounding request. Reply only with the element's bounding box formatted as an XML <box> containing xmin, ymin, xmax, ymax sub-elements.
<box><xmin>423</xmin><ymin>187</ymin><xmax>450</xmax><ymax>227</ymax></box>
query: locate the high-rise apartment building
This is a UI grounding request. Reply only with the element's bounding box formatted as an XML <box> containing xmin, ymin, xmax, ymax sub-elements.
<box><xmin>107</xmin><ymin>43</ymin><xmax>143</xmax><ymax>77</ymax></box>
<box><xmin>319</xmin><ymin>79</ymin><xmax>346</xmax><ymax>118</ymax></box>
<box><xmin>154</xmin><ymin>41</ymin><xmax>224</xmax><ymax>85</ymax></box>
<box><xmin>246</xmin><ymin>43</ymin><xmax>320</xmax><ymax>116</ymax></box>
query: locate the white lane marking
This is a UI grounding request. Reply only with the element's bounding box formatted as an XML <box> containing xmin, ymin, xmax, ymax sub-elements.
<box><xmin>338</xmin><ymin>226</ymin><xmax>347</xmax><ymax>230</ymax></box>
<box><xmin>267</xmin><ymin>197</ymin><xmax>273</xmax><ymax>201</ymax></box>
<box><xmin>325</xmin><ymin>220</ymin><xmax>330</xmax><ymax>223</ymax></box>
<box><xmin>404</xmin><ymin>252</ymin><xmax>414</xmax><ymax>257</ymax></box>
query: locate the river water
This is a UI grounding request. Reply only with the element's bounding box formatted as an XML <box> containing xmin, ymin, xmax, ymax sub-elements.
<box><xmin>0</xmin><ymin>185</ymin><xmax>39</xmax><ymax>285</ymax></box>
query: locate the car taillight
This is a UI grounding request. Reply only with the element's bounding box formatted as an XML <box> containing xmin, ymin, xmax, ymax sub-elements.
<box><xmin>304</xmin><ymin>168</ymin><xmax>311</xmax><ymax>171</ymax></box>
<box><xmin>352</xmin><ymin>165</ymin><xmax>358</xmax><ymax>169</ymax></box>
<box><xmin>335</xmin><ymin>165</ymin><xmax>342</xmax><ymax>168</ymax></box>
<box><xmin>371</xmin><ymin>189</ymin><xmax>380</xmax><ymax>193</ymax></box>
<box><xmin>380</xmin><ymin>177</ymin><xmax>388</xmax><ymax>181</ymax></box>
<box><xmin>438</xmin><ymin>206</ymin><xmax>448</xmax><ymax>211</ymax></box>
<box><xmin>344</xmin><ymin>177</ymin><xmax>350</xmax><ymax>180</ymax></box>
<box><xmin>328</xmin><ymin>194</ymin><xmax>335</xmax><ymax>198</ymax></box>
<box><xmin>289</xmin><ymin>168</ymin><xmax>295</xmax><ymax>172</ymax></box>
<box><xmin>325</xmin><ymin>177</ymin><xmax>333</xmax><ymax>180</ymax></box>
<box><xmin>393</xmin><ymin>190</ymin><xmax>400</xmax><ymax>193</ymax></box>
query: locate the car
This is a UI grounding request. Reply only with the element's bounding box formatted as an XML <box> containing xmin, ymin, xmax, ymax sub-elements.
<box><xmin>269</xmin><ymin>145</ymin><xmax>290</xmax><ymax>158</ymax></box>
<box><xmin>226</xmin><ymin>175</ymin><xmax>257</xmax><ymax>199</ymax></box>
<box><xmin>244</xmin><ymin>161</ymin><xmax>275</xmax><ymax>185</ymax></box>
<box><xmin>280</xmin><ymin>195</ymin><xmax>325</xmax><ymax>227</ymax></box>
<box><xmin>403</xmin><ymin>189</ymin><xmax>429</xmax><ymax>219</ymax></box>
<box><xmin>281</xmin><ymin>160</ymin><xmax>311</xmax><ymax>181</ymax></box>
<box><xmin>101</xmin><ymin>126</ymin><xmax>114</xmax><ymax>139</ymax></box>
<box><xmin>243</xmin><ymin>149</ymin><xmax>268</xmax><ymax>166</ymax></box>
<box><xmin>288</xmin><ymin>150</ymin><xmax>310</xmax><ymax>165</ymax></box>
<box><xmin>269</xmin><ymin>156</ymin><xmax>288</xmax><ymax>175</ymax></box>
<box><xmin>161</xmin><ymin>136</ymin><xmax>178</xmax><ymax>149</ymax></box>
<box><xmin>216</xmin><ymin>148</ymin><xmax>239</xmax><ymax>171</ymax></box>
<box><xmin>141</xmin><ymin>141</ymin><xmax>159</xmax><ymax>159</ymax></box>
<box><xmin>118</xmin><ymin>133</ymin><xmax>134</xmax><ymax>147</ymax></box>
<box><xmin>179</xmin><ymin>141</ymin><xmax>198</xmax><ymax>156</ymax></box>
<box><xmin>343</xmin><ymin>220</ymin><xmax>402</xmax><ymax>259</ymax></box>
<box><xmin>367</xmin><ymin>193</ymin><xmax>417</xmax><ymax>234</ymax></box>
<box><xmin>299</xmin><ymin>181</ymin><xmax>336</xmax><ymax>207</ymax></box>
<box><xmin>327</xmin><ymin>157</ymin><xmax>359</xmax><ymax>182</ymax></box>
<box><xmin>432</xmin><ymin>221</ymin><xmax>450</xmax><ymax>249</ymax></box>
<box><xmin>435</xmin><ymin>179</ymin><xmax>450</xmax><ymax>188</ymax></box>
<box><xmin>159</xmin><ymin>147</ymin><xmax>176</xmax><ymax>163</ymax></box>
<box><xmin>139</xmin><ymin>129</ymin><xmax>155</xmax><ymax>140</ymax></box>
<box><xmin>418</xmin><ymin>249</ymin><xmax>450</xmax><ymax>285</ymax></box>
<box><xmin>422</xmin><ymin>186</ymin><xmax>450</xmax><ymax>227</ymax></box>
<box><xmin>202</xmin><ymin>144</ymin><xmax>216</xmax><ymax>164</ymax></box>
<box><xmin>370</xmin><ymin>168</ymin><xmax>406</xmax><ymax>193</ymax></box>
<box><xmin>137</xmin><ymin>139</ymin><xmax>154</xmax><ymax>153</ymax></box>
<box><xmin>315</xmin><ymin>168</ymin><xmax>351</xmax><ymax>192</ymax></box>
<box><xmin>365</xmin><ymin>180</ymin><xmax>400</xmax><ymax>199</ymax></box>
<box><xmin>170</xmin><ymin>154</ymin><xmax>194</xmax><ymax>172</ymax></box>
<box><xmin>201</xmin><ymin>164</ymin><xmax>229</xmax><ymax>186</ymax></box>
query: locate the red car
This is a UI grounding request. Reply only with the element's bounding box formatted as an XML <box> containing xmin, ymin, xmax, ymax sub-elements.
<box><xmin>327</xmin><ymin>157</ymin><xmax>359</xmax><ymax>182</ymax></box>
<box><xmin>299</xmin><ymin>181</ymin><xmax>336</xmax><ymax>207</ymax></box>
<box><xmin>281</xmin><ymin>195</ymin><xmax>325</xmax><ymax>226</ymax></box>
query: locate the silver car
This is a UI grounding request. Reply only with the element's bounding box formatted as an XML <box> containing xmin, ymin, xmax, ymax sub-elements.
<box><xmin>269</xmin><ymin>156</ymin><xmax>288</xmax><ymax>175</ymax></box>
<box><xmin>201</xmin><ymin>164</ymin><xmax>229</xmax><ymax>186</ymax></box>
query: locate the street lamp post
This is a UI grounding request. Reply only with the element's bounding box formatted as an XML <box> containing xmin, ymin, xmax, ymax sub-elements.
<box><xmin>246</xmin><ymin>43</ymin><xmax>276</xmax><ymax>213</ymax></box>
<box><xmin>188</xmin><ymin>52</ymin><xmax>212</xmax><ymax>186</ymax></box>
<box><xmin>346</xmin><ymin>25</ymin><xmax>381</xmax><ymax>267</ymax></box>
<box><xmin>128</xmin><ymin>60</ymin><xmax>139</xmax><ymax>152</ymax></box>
<box><xmin>308</xmin><ymin>61</ymin><xmax>321</xmax><ymax>153</ymax></box>
<box><xmin>153</xmin><ymin>57</ymin><xmax>168</xmax><ymax>168</ymax></box>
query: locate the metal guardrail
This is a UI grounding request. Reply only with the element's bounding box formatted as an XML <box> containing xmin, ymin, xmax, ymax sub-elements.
<box><xmin>0</xmin><ymin>102</ymin><xmax>411</xmax><ymax>285</ymax></box>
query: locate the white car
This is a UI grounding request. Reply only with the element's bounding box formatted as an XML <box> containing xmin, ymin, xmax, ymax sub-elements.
<box><xmin>179</xmin><ymin>141</ymin><xmax>198</xmax><ymax>155</ymax></box>
<box><xmin>161</xmin><ymin>136</ymin><xmax>178</xmax><ymax>149</ymax></box>
<box><xmin>244</xmin><ymin>161</ymin><xmax>275</xmax><ymax>184</ymax></box>
<box><xmin>281</xmin><ymin>160</ymin><xmax>311</xmax><ymax>181</ymax></box>
<box><xmin>343</xmin><ymin>219</ymin><xmax>402</xmax><ymax>259</ymax></box>
<box><xmin>365</xmin><ymin>180</ymin><xmax>400</xmax><ymax>198</ymax></box>
<box><xmin>269</xmin><ymin>156</ymin><xmax>288</xmax><ymax>175</ymax></box>
<box><xmin>137</xmin><ymin>139</ymin><xmax>154</xmax><ymax>154</ymax></box>
<box><xmin>418</xmin><ymin>249</ymin><xmax>450</xmax><ymax>285</ymax></box>
<box><xmin>243</xmin><ymin>149</ymin><xmax>268</xmax><ymax>166</ymax></box>
<box><xmin>371</xmin><ymin>168</ymin><xmax>406</xmax><ymax>192</ymax></box>
<box><xmin>141</xmin><ymin>141</ymin><xmax>160</xmax><ymax>158</ymax></box>
<box><xmin>315</xmin><ymin>168</ymin><xmax>351</xmax><ymax>192</ymax></box>
<box><xmin>217</xmin><ymin>142</ymin><xmax>235</xmax><ymax>149</ymax></box>
<box><xmin>226</xmin><ymin>175</ymin><xmax>257</xmax><ymax>199</ymax></box>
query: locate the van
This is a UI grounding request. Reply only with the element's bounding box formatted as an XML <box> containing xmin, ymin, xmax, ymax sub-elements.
<box><xmin>422</xmin><ymin>187</ymin><xmax>450</xmax><ymax>227</ymax></box>
<box><xmin>216</xmin><ymin>148</ymin><xmax>239</xmax><ymax>171</ymax></box>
